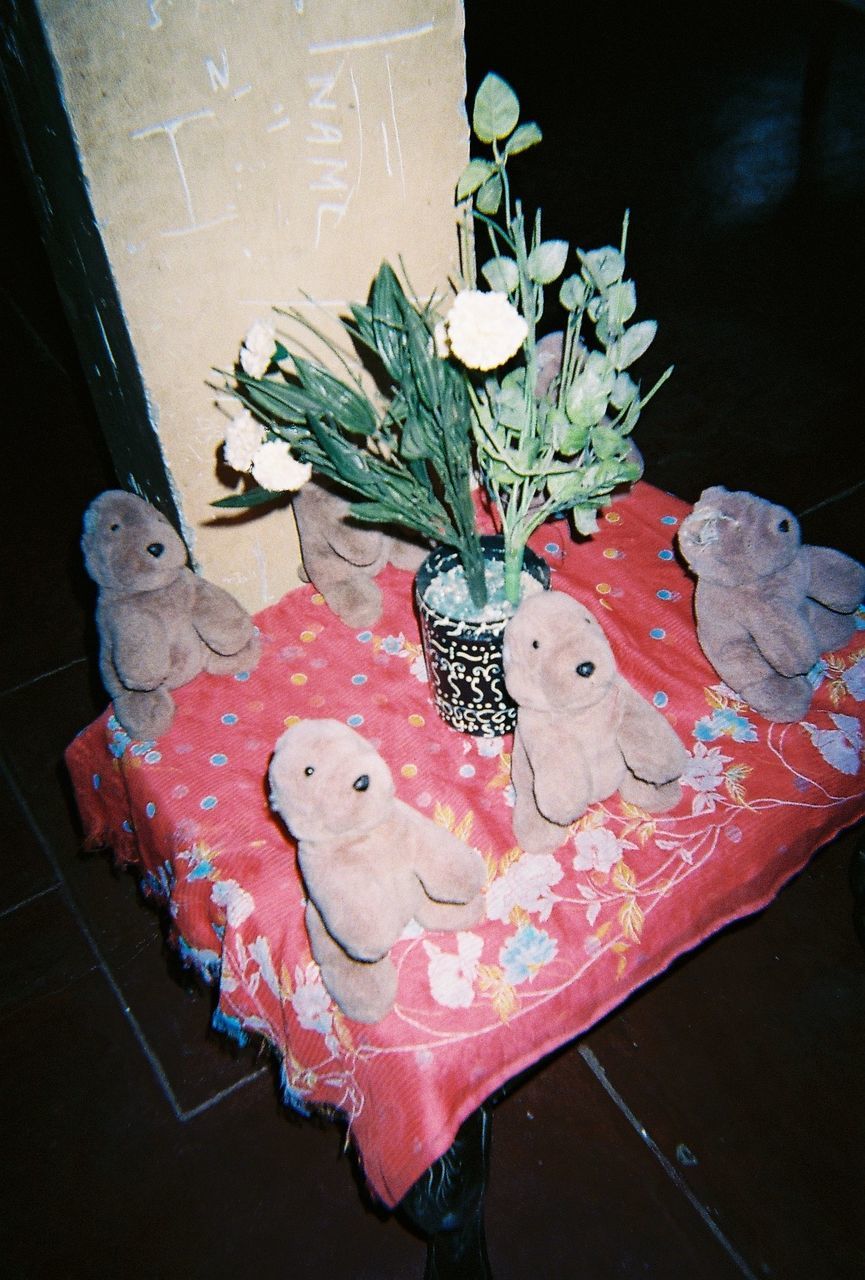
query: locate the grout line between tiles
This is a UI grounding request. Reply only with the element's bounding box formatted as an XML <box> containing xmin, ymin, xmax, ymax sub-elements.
<box><xmin>796</xmin><ymin>478</ymin><xmax>865</xmax><ymax>518</ymax></box>
<box><xmin>0</xmin><ymin>656</ymin><xmax>89</xmax><ymax>701</ymax></box>
<box><xmin>578</xmin><ymin>1045</ymin><xmax>759</xmax><ymax>1280</ymax></box>
<box><xmin>0</xmin><ymin>881</ymin><xmax>60</xmax><ymax>920</ymax></box>
<box><xmin>178</xmin><ymin>1066</ymin><xmax>270</xmax><ymax>1122</ymax></box>
<box><xmin>0</xmin><ymin>751</ymin><xmax>259</xmax><ymax>1123</ymax></box>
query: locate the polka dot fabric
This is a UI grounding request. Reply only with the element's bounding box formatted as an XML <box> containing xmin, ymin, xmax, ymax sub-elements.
<box><xmin>66</xmin><ymin>482</ymin><xmax>865</xmax><ymax>1207</ymax></box>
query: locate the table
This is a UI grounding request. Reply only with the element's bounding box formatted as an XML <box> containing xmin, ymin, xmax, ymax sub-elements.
<box><xmin>65</xmin><ymin>483</ymin><xmax>865</xmax><ymax>1272</ymax></box>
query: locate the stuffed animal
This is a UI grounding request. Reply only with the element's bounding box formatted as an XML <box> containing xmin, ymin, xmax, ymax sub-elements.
<box><xmin>269</xmin><ymin>718</ymin><xmax>487</xmax><ymax>1023</ymax></box>
<box><xmin>503</xmin><ymin>591</ymin><xmax>687</xmax><ymax>854</ymax></box>
<box><xmin>677</xmin><ymin>486</ymin><xmax>865</xmax><ymax>722</ymax></box>
<box><xmin>292</xmin><ymin>478</ymin><xmax>428</xmax><ymax>628</ymax></box>
<box><xmin>82</xmin><ymin>490</ymin><xmax>260</xmax><ymax>741</ymax></box>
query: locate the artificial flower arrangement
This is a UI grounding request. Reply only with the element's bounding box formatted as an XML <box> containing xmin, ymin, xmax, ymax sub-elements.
<box><xmin>216</xmin><ymin>72</ymin><xmax>672</xmax><ymax>617</ymax></box>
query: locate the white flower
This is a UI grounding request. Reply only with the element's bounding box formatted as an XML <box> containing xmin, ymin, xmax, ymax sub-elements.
<box><xmin>239</xmin><ymin>319</ymin><xmax>276</xmax><ymax>377</ymax></box>
<box><xmin>681</xmin><ymin>742</ymin><xmax>731</xmax><ymax>793</ymax></box>
<box><xmin>443</xmin><ymin>290</ymin><xmax>528</xmax><ymax>371</ymax></box>
<box><xmin>291</xmin><ymin>965</ymin><xmax>334</xmax><ymax>1034</ymax></box>
<box><xmin>250</xmin><ymin>440</ymin><xmax>312</xmax><ymax>492</ymax></box>
<box><xmin>223</xmin><ymin>410</ymin><xmax>265</xmax><ymax>473</ymax></box>
<box><xmin>486</xmin><ymin>852</ymin><xmax>563</xmax><ymax>923</ymax></box>
<box><xmin>424</xmin><ymin>932</ymin><xmax>483</xmax><ymax>1008</ymax></box>
<box><xmin>210</xmin><ymin>879</ymin><xmax>254</xmax><ymax>927</ymax></box>
<box><xmin>572</xmin><ymin>827</ymin><xmax>631</xmax><ymax>875</ymax></box>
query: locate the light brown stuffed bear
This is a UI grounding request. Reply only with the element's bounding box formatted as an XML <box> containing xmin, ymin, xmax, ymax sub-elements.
<box><xmin>82</xmin><ymin>490</ymin><xmax>260</xmax><ymax>741</ymax></box>
<box><xmin>293</xmin><ymin>478</ymin><xmax>428</xmax><ymax>628</ymax></box>
<box><xmin>269</xmin><ymin>718</ymin><xmax>487</xmax><ymax>1023</ymax></box>
<box><xmin>503</xmin><ymin>591</ymin><xmax>688</xmax><ymax>854</ymax></box>
<box><xmin>677</xmin><ymin>487</ymin><xmax>865</xmax><ymax>722</ymax></box>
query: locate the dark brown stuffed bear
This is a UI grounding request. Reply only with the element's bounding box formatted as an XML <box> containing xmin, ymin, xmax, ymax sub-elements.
<box><xmin>292</xmin><ymin>478</ymin><xmax>429</xmax><ymax>629</ymax></box>
<box><xmin>82</xmin><ymin>490</ymin><xmax>260</xmax><ymax>740</ymax></box>
<box><xmin>678</xmin><ymin>486</ymin><xmax>865</xmax><ymax>722</ymax></box>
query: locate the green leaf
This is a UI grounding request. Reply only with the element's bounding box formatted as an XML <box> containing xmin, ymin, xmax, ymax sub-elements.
<box><xmin>212</xmin><ymin>487</ymin><xmax>285</xmax><ymax>509</ymax></box>
<box><xmin>476</xmin><ymin>173</ymin><xmax>503</xmax><ymax>215</ymax></box>
<box><xmin>609</xmin><ymin>371</ymin><xmax>638</xmax><ymax>410</ymax></box>
<box><xmin>547</xmin><ymin>469</ymin><xmax>586</xmax><ymax>504</ymax></box>
<box><xmin>571</xmin><ymin>505</ymin><xmax>600</xmax><ymax>536</ymax></box>
<box><xmin>527</xmin><ymin>239</ymin><xmax>569</xmax><ymax>285</ymax></box>
<box><xmin>481</xmin><ymin>255</ymin><xmax>520</xmax><ymax>293</ymax></box>
<box><xmin>610</xmin><ymin>319</ymin><xmax>657</xmax><ymax>369</ymax></box>
<box><xmin>559</xmin><ymin>420</ymin><xmax>590</xmax><ymax>455</ymax></box>
<box><xmin>591</xmin><ymin>422</ymin><xmax>625</xmax><ymax>460</ymax></box>
<box><xmin>559</xmin><ymin>274</ymin><xmax>587</xmax><ymax>311</ymax></box>
<box><xmin>457</xmin><ymin>158</ymin><xmax>496</xmax><ymax>200</ymax></box>
<box><xmin>505</xmin><ymin>121</ymin><xmax>542</xmax><ymax>156</ymax></box>
<box><xmin>473</xmin><ymin>72</ymin><xmax>520</xmax><ymax>143</ymax></box>
<box><xmin>580</xmin><ymin>246</ymin><xmax>625</xmax><ymax>288</ymax></box>
<box><xmin>606</xmin><ymin>280</ymin><xmax>637</xmax><ymax>328</ymax></box>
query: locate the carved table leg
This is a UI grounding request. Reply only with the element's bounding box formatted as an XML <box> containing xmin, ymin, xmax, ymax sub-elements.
<box><xmin>849</xmin><ymin>846</ymin><xmax>865</xmax><ymax>953</ymax></box>
<box><xmin>399</xmin><ymin>1105</ymin><xmax>493</xmax><ymax>1279</ymax></box>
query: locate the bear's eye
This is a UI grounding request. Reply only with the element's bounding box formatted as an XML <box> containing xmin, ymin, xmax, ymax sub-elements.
<box><xmin>303</xmin><ymin>765</ymin><xmax>315</xmax><ymax>777</ymax></box>
<box><xmin>576</xmin><ymin>661</ymin><xmax>595</xmax><ymax>678</ymax></box>
<box><xmin>353</xmin><ymin>774</ymin><xmax>370</xmax><ymax>792</ymax></box>
<box><xmin>110</xmin><ymin>523</ymin><xmax>121</xmax><ymax>532</ymax></box>
<box><xmin>778</xmin><ymin>518</ymin><xmax>790</xmax><ymax>533</ymax></box>
<box><xmin>531</xmin><ymin>639</ymin><xmax>540</xmax><ymax>650</ymax></box>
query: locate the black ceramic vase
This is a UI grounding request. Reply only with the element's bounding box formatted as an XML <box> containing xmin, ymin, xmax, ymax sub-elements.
<box><xmin>415</xmin><ymin>535</ymin><xmax>550</xmax><ymax>737</ymax></box>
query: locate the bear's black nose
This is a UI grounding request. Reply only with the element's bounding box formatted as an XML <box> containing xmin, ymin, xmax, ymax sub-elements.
<box><xmin>576</xmin><ymin>661</ymin><xmax>595</xmax><ymax>678</ymax></box>
<box><xmin>147</xmin><ymin>542</ymin><xmax>165</xmax><ymax>558</ymax></box>
<box><xmin>353</xmin><ymin>774</ymin><xmax>370</xmax><ymax>792</ymax></box>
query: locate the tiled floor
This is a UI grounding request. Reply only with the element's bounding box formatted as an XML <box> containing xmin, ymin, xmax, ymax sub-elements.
<box><xmin>2</xmin><ymin>2</ymin><xmax>864</xmax><ymax>1276</ymax></box>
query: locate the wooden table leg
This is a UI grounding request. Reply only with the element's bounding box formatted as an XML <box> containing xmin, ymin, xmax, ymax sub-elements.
<box><xmin>399</xmin><ymin>1105</ymin><xmax>493</xmax><ymax>1279</ymax></box>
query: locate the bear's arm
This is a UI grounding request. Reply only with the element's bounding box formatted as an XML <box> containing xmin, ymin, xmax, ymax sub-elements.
<box><xmin>748</xmin><ymin>609</ymin><xmax>820</xmax><ymax>677</ymax></box>
<box><xmin>189</xmin><ymin>575</ymin><xmax>255</xmax><ymax>655</ymax></box>
<box><xmin>522</xmin><ymin>715</ymin><xmax>591</xmax><ymax>825</ymax></box>
<box><xmin>399</xmin><ymin>803</ymin><xmax>486</xmax><ymax>905</ymax></box>
<box><xmin>803</xmin><ymin>545</ymin><xmax>865</xmax><ymax>614</ymax></box>
<box><xmin>306</xmin><ymin>858</ymin><xmax>407</xmax><ymax>963</ymax></box>
<box><xmin>108</xmin><ymin>607</ymin><xmax>172</xmax><ymax>689</ymax></box>
<box><xmin>616</xmin><ymin>683</ymin><xmax>688</xmax><ymax>784</ymax></box>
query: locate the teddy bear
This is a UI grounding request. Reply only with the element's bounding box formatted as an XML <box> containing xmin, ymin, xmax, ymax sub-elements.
<box><xmin>292</xmin><ymin>477</ymin><xmax>429</xmax><ymax>629</ymax></box>
<box><xmin>677</xmin><ymin>486</ymin><xmax>865</xmax><ymax>722</ymax></box>
<box><xmin>502</xmin><ymin>590</ymin><xmax>688</xmax><ymax>855</ymax></box>
<box><xmin>268</xmin><ymin>718</ymin><xmax>487</xmax><ymax>1023</ymax></box>
<box><xmin>82</xmin><ymin>490</ymin><xmax>260</xmax><ymax>741</ymax></box>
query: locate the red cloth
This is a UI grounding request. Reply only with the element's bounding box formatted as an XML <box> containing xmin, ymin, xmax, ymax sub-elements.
<box><xmin>65</xmin><ymin>483</ymin><xmax>865</xmax><ymax>1205</ymax></box>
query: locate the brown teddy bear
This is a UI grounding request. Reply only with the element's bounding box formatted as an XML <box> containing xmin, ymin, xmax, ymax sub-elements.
<box><xmin>82</xmin><ymin>490</ymin><xmax>260</xmax><ymax>741</ymax></box>
<box><xmin>269</xmin><ymin>718</ymin><xmax>487</xmax><ymax>1023</ymax></box>
<box><xmin>293</xmin><ymin>478</ymin><xmax>429</xmax><ymax>628</ymax></box>
<box><xmin>503</xmin><ymin>591</ymin><xmax>688</xmax><ymax>854</ymax></box>
<box><xmin>677</xmin><ymin>486</ymin><xmax>865</xmax><ymax>722</ymax></box>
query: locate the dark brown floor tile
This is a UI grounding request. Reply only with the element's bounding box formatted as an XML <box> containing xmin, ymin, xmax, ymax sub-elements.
<box><xmin>486</xmin><ymin>1046</ymin><xmax>746</xmax><ymax>1279</ymax></box>
<box><xmin>583</xmin><ymin>828</ymin><xmax>865</xmax><ymax>1279</ymax></box>
<box><xmin>0</xmin><ymin>887</ymin><xmax>94</xmax><ymax>1020</ymax></box>
<box><xmin>0</xmin><ymin>764</ymin><xmax>57</xmax><ymax>915</ymax></box>
<box><xmin>0</xmin><ymin>663</ymin><xmax>268</xmax><ymax>1113</ymax></box>
<box><xmin>2</xmin><ymin>958</ymin><xmax>422</xmax><ymax>1279</ymax></box>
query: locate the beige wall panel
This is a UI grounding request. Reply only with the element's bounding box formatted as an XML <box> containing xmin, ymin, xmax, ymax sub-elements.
<box><xmin>39</xmin><ymin>0</ymin><xmax>468</xmax><ymax>610</ymax></box>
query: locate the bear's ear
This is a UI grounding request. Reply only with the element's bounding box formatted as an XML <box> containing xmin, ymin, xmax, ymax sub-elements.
<box><xmin>697</xmin><ymin>485</ymin><xmax>729</xmax><ymax>504</ymax></box>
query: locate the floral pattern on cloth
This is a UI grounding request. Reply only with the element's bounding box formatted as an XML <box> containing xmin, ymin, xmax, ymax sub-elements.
<box><xmin>65</xmin><ymin>482</ymin><xmax>865</xmax><ymax>1208</ymax></box>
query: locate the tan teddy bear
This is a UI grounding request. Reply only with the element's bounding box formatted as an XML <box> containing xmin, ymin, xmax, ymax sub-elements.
<box><xmin>677</xmin><ymin>486</ymin><xmax>865</xmax><ymax>722</ymax></box>
<box><xmin>82</xmin><ymin>490</ymin><xmax>260</xmax><ymax>741</ymax></box>
<box><xmin>269</xmin><ymin>718</ymin><xmax>487</xmax><ymax>1023</ymax></box>
<box><xmin>503</xmin><ymin>590</ymin><xmax>688</xmax><ymax>854</ymax></box>
<box><xmin>293</xmin><ymin>478</ymin><xmax>429</xmax><ymax>628</ymax></box>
